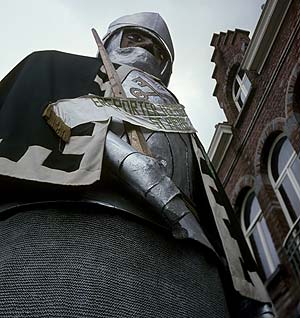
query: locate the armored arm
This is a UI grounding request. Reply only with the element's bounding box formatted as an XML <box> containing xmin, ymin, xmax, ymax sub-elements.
<box><xmin>104</xmin><ymin>131</ymin><xmax>213</xmax><ymax>250</ymax></box>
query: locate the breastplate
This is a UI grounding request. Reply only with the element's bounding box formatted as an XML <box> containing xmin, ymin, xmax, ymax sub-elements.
<box><xmin>112</xmin><ymin>69</ymin><xmax>198</xmax><ymax>202</ymax></box>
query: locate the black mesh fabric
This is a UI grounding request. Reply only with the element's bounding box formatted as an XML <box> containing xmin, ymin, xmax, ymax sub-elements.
<box><xmin>0</xmin><ymin>206</ymin><xmax>229</xmax><ymax>317</ymax></box>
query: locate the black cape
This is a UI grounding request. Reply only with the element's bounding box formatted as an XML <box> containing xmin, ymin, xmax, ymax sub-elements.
<box><xmin>0</xmin><ymin>51</ymin><xmax>267</xmax><ymax>310</ymax></box>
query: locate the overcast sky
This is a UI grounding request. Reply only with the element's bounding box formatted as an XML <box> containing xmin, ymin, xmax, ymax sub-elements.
<box><xmin>0</xmin><ymin>0</ymin><xmax>265</xmax><ymax>149</ymax></box>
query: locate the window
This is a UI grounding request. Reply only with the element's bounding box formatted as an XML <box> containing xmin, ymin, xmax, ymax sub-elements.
<box><xmin>241</xmin><ymin>191</ymin><xmax>280</xmax><ymax>280</ymax></box>
<box><xmin>268</xmin><ymin>134</ymin><xmax>300</xmax><ymax>227</ymax></box>
<box><xmin>232</xmin><ymin>69</ymin><xmax>252</xmax><ymax>111</ymax></box>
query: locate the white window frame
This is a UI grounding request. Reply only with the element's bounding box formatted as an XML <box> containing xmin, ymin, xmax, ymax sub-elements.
<box><xmin>232</xmin><ymin>69</ymin><xmax>252</xmax><ymax>111</ymax></box>
<box><xmin>267</xmin><ymin>134</ymin><xmax>300</xmax><ymax>228</ymax></box>
<box><xmin>241</xmin><ymin>190</ymin><xmax>279</xmax><ymax>278</ymax></box>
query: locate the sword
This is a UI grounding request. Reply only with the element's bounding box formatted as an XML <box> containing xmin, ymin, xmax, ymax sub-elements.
<box><xmin>91</xmin><ymin>28</ymin><xmax>152</xmax><ymax>156</ymax></box>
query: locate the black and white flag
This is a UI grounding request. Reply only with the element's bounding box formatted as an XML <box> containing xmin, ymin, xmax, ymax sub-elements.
<box><xmin>0</xmin><ymin>50</ymin><xmax>113</xmax><ymax>185</ymax></box>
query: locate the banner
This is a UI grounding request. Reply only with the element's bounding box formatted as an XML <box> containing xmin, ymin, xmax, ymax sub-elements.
<box><xmin>43</xmin><ymin>95</ymin><xmax>196</xmax><ymax>142</ymax></box>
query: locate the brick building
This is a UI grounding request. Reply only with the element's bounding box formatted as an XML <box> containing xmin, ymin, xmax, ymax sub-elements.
<box><xmin>208</xmin><ymin>0</ymin><xmax>300</xmax><ymax>316</ymax></box>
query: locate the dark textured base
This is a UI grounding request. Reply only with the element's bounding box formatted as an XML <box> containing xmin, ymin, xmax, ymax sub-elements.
<box><xmin>0</xmin><ymin>206</ymin><xmax>229</xmax><ymax>317</ymax></box>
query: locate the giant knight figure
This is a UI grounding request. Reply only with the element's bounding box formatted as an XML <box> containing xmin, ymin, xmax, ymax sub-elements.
<box><xmin>0</xmin><ymin>12</ymin><xmax>275</xmax><ymax>318</ymax></box>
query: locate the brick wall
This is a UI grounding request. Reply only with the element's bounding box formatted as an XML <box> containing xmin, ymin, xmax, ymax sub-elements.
<box><xmin>210</xmin><ymin>1</ymin><xmax>300</xmax><ymax>316</ymax></box>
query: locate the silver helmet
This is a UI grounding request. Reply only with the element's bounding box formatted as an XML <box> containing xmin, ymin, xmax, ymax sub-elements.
<box><xmin>103</xmin><ymin>12</ymin><xmax>174</xmax><ymax>86</ymax></box>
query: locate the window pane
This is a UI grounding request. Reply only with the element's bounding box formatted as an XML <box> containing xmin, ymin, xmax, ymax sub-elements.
<box><xmin>240</xmin><ymin>90</ymin><xmax>247</xmax><ymax>103</ymax></box>
<box><xmin>233</xmin><ymin>69</ymin><xmax>252</xmax><ymax>111</ymax></box>
<box><xmin>279</xmin><ymin>177</ymin><xmax>300</xmax><ymax>220</ymax></box>
<box><xmin>238</xmin><ymin>96</ymin><xmax>243</xmax><ymax>108</ymax></box>
<box><xmin>243</xmin><ymin>75</ymin><xmax>252</xmax><ymax>92</ymax></box>
<box><xmin>249</xmin><ymin>196</ymin><xmax>260</xmax><ymax>224</ymax></box>
<box><xmin>250</xmin><ymin>228</ymin><xmax>271</xmax><ymax>279</ymax></box>
<box><xmin>271</xmin><ymin>137</ymin><xmax>285</xmax><ymax>181</ymax></box>
<box><xmin>278</xmin><ymin>138</ymin><xmax>294</xmax><ymax>175</ymax></box>
<box><xmin>243</xmin><ymin>192</ymin><xmax>279</xmax><ymax>280</ymax></box>
<box><xmin>291</xmin><ymin>157</ymin><xmax>300</xmax><ymax>185</ymax></box>
<box><xmin>261</xmin><ymin>217</ymin><xmax>280</xmax><ymax>269</ymax></box>
<box><xmin>245</xmin><ymin>193</ymin><xmax>255</xmax><ymax>228</ymax></box>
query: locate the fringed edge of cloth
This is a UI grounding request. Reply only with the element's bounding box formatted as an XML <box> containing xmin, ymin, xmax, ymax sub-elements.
<box><xmin>43</xmin><ymin>104</ymin><xmax>71</xmax><ymax>143</ymax></box>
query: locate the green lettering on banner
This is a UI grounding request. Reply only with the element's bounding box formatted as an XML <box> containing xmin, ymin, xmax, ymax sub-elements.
<box><xmin>119</xmin><ymin>99</ymin><xmax>131</xmax><ymax>113</ymax></box>
<box><xmin>166</xmin><ymin>105</ymin><xmax>176</xmax><ymax>116</ymax></box>
<box><xmin>165</xmin><ymin>117</ymin><xmax>176</xmax><ymax>129</ymax></box>
<box><xmin>142</xmin><ymin>102</ymin><xmax>156</xmax><ymax>116</ymax></box>
<box><xmin>165</xmin><ymin>117</ymin><xmax>187</xmax><ymax>130</ymax></box>
<box><xmin>155</xmin><ymin>104</ymin><xmax>167</xmax><ymax>116</ymax></box>
<box><xmin>92</xmin><ymin>97</ymin><xmax>104</xmax><ymax>107</ymax></box>
<box><xmin>164</xmin><ymin>104</ymin><xmax>185</xmax><ymax>117</ymax></box>
<box><xmin>169</xmin><ymin>105</ymin><xmax>180</xmax><ymax>116</ymax></box>
<box><xmin>170</xmin><ymin>105</ymin><xmax>180</xmax><ymax>117</ymax></box>
<box><xmin>128</xmin><ymin>100</ymin><xmax>139</xmax><ymax>115</ymax></box>
<box><xmin>178</xmin><ymin>106</ymin><xmax>186</xmax><ymax>117</ymax></box>
<box><xmin>148</xmin><ymin>117</ymin><xmax>167</xmax><ymax>129</ymax></box>
<box><xmin>113</xmin><ymin>98</ymin><xmax>122</xmax><ymax>109</ymax></box>
<box><xmin>105</xmin><ymin>98</ymin><xmax>114</xmax><ymax>107</ymax></box>
<box><xmin>180</xmin><ymin>118</ymin><xmax>190</xmax><ymax>130</ymax></box>
<box><xmin>99</xmin><ymin>97</ymin><xmax>113</xmax><ymax>107</ymax></box>
<box><xmin>137</xmin><ymin>100</ymin><xmax>147</xmax><ymax>116</ymax></box>
<box><xmin>175</xmin><ymin>105</ymin><xmax>185</xmax><ymax>116</ymax></box>
<box><xmin>87</xmin><ymin>96</ymin><xmax>194</xmax><ymax>132</ymax></box>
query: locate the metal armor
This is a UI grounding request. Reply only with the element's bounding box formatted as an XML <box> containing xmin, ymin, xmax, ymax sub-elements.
<box><xmin>90</xmin><ymin>68</ymin><xmax>214</xmax><ymax>250</ymax></box>
<box><xmin>103</xmin><ymin>69</ymin><xmax>200</xmax><ymax>217</ymax></box>
<box><xmin>120</xmin><ymin>69</ymin><xmax>197</xmax><ymax>200</ymax></box>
